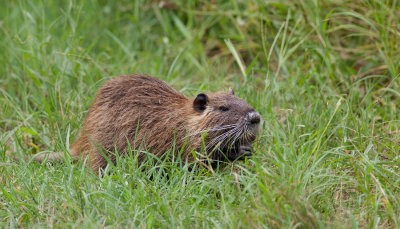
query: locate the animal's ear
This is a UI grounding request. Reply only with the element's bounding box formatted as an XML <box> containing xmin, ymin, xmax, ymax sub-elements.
<box><xmin>193</xmin><ymin>93</ymin><xmax>208</xmax><ymax>111</ymax></box>
<box><xmin>229</xmin><ymin>88</ymin><xmax>235</xmax><ymax>95</ymax></box>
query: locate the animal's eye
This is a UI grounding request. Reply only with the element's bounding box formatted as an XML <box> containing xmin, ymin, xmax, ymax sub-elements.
<box><xmin>219</xmin><ymin>106</ymin><xmax>229</xmax><ymax>112</ymax></box>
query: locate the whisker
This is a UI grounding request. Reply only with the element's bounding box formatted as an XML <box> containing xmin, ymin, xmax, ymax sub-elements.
<box><xmin>230</xmin><ymin>127</ymin><xmax>243</xmax><ymax>147</ymax></box>
<box><xmin>243</xmin><ymin>124</ymin><xmax>250</xmax><ymax>142</ymax></box>
<box><xmin>201</xmin><ymin>124</ymin><xmax>237</xmax><ymax>131</ymax></box>
<box><xmin>189</xmin><ymin>124</ymin><xmax>237</xmax><ymax>137</ymax></box>
<box><xmin>207</xmin><ymin>128</ymin><xmax>235</xmax><ymax>149</ymax></box>
<box><xmin>206</xmin><ymin>126</ymin><xmax>239</xmax><ymax>150</ymax></box>
<box><xmin>188</xmin><ymin>118</ymin><xmax>256</xmax><ymax>155</ymax></box>
<box><xmin>218</xmin><ymin>126</ymin><xmax>242</xmax><ymax>149</ymax></box>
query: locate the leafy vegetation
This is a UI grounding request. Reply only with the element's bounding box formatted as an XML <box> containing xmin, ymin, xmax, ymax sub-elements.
<box><xmin>1</xmin><ymin>0</ymin><xmax>399</xmax><ymax>228</ymax></box>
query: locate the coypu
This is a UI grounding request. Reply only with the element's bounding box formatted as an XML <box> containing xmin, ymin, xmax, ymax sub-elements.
<box><xmin>34</xmin><ymin>74</ymin><xmax>261</xmax><ymax>172</ymax></box>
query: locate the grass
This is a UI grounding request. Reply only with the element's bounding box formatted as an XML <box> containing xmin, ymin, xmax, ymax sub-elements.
<box><xmin>1</xmin><ymin>0</ymin><xmax>400</xmax><ymax>228</ymax></box>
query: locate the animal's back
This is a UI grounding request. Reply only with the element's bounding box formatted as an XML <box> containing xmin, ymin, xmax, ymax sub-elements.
<box><xmin>70</xmin><ymin>74</ymin><xmax>190</xmax><ymax>170</ymax></box>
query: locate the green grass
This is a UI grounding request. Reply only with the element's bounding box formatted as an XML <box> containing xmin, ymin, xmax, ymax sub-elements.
<box><xmin>1</xmin><ymin>0</ymin><xmax>400</xmax><ymax>228</ymax></box>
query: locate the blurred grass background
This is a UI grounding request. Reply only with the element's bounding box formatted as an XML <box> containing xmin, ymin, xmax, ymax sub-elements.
<box><xmin>1</xmin><ymin>0</ymin><xmax>400</xmax><ymax>228</ymax></box>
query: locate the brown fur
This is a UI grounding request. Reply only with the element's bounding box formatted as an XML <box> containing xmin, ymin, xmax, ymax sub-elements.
<box><xmin>34</xmin><ymin>74</ymin><xmax>261</xmax><ymax>172</ymax></box>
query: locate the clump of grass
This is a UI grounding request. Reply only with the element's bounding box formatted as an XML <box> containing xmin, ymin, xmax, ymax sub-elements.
<box><xmin>1</xmin><ymin>0</ymin><xmax>400</xmax><ymax>227</ymax></box>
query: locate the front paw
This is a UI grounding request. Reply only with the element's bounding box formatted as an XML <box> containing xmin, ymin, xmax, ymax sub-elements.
<box><xmin>228</xmin><ymin>145</ymin><xmax>253</xmax><ymax>161</ymax></box>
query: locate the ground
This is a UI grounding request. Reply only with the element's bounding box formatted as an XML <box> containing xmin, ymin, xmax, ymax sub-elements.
<box><xmin>1</xmin><ymin>0</ymin><xmax>400</xmax><ymax>228</ymax></box>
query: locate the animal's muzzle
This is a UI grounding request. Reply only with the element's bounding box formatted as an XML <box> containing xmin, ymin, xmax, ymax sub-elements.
<box><xmin>247</xmin><ymin>111</ymin><xmax>261</xmax><ymax>125</ymax></box>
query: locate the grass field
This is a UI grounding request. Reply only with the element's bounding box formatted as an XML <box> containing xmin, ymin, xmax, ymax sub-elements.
<box><xmin>1</xmin><ymin>0</ymin><xmax>400</xmax><ymax>228</ymax></box>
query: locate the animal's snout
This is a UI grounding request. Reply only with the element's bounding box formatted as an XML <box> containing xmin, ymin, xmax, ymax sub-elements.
<box><xmin>248</xmin><ymin>111</ymin><xmax>261</xmax><ymax>125</ymax></box>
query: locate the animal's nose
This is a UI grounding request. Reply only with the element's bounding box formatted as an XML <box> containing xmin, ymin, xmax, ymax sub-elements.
<box><xmin>248</xmin><ymin>111</ymin><xmax>261</xmax><ymax>125</ymax></box>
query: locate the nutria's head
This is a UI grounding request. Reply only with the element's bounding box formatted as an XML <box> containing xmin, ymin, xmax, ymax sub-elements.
<box><xmin>189</xmin><ymin>89</ymin><xmax>261</xmax><ymax>161</ymax></box>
